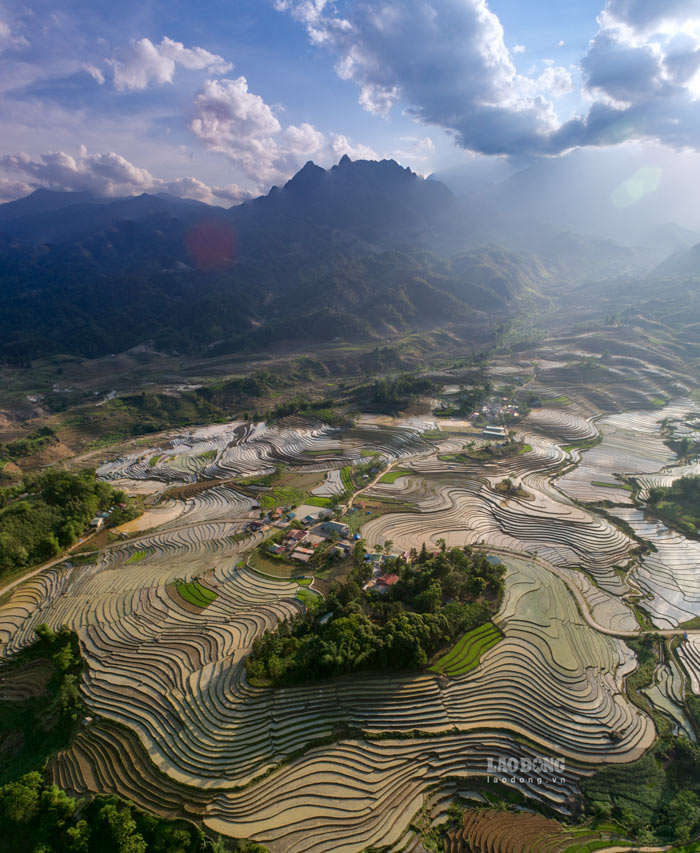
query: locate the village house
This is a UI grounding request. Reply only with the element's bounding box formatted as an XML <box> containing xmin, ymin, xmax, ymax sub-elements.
<box><xmin>321</xmin><ymin>520</ymin><xmax>350</xmax><ymax>538</ymax></box>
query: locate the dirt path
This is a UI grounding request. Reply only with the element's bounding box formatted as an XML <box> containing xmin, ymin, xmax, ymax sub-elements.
<box><xmin>0</xmin><ymin>531</ymin><xmax>99</xmax><ymax>599</ymax></box>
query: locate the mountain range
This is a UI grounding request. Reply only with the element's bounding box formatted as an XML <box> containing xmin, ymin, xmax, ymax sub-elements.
<box><xmin>0</xmin><ymin>155</ymin><xmax>696</xmax><ymax>365</ymax></box>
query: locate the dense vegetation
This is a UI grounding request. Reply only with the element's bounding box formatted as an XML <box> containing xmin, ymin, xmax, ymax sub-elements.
<box><xmin>0</xmin><ymin>160</ymin><xmax>542</xmax><ymax>364</ymax></box>
<box><xmin>245</xmin><ymin>545</ymin><xmax>505</xmax><ymax>684</ymax></box>
<box><xmin>0</xmin><ymin>469</ymin><xmax>136</xmax><ymax>577</ymax></box>
<box><xmin>439</xmin><ymin>438</ymin><xmax>527</xmax><ymax>463</ymax></box>
<box><xmin>369</xmin><ymin>374</ymin><xmax>435</xmax><ymax>412</ymax></box>
<box><xmin>582</xmin><ymin>739</ymin><xmax>700</xmax><ymax>844</ymax></box>
<box><xmin>582</xmin><ymin>634</ymin><xmax>700</xmax><ymax>845</ymax></box>
<box><xmin>0</xmin><ymin>625</ymin><xmax>83</xmax><ymax>785</ymax></box>
<box><xmin>647</xmin><ymin>474</ymin><xmax>700</xmax><ymax>535</ymax></box>
<box><xmin>0</xmin><ymin>774</ymin><xmax>270</xmax><ymax>853</ymax></box>
<box><xmin>0</xmin><ymin>427</ymin><xmax>58</xmax><ymax>462</ymax></box>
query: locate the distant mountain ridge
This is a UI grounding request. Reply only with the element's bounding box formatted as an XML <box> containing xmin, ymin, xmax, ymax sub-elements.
<box><xmin>654</xmin><ymin>242</ymin><xmax>700</xmax><ymax>277</ymax></box>
<box><xmin>0</xmin><ymin>157</ymin><xmax>581</xmax><ymax>363</ymax></box>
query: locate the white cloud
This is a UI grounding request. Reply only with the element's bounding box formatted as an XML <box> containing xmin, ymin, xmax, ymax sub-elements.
<box><xmin>600</xmin><ymin>0</ymin><xmax>700</xmax><ymax>34</ymax></box>
<box><xmin>557</xmin><ymin>39</ymin><xmax>566</xmax><ymax>47</ymax></box>
<box><xmin>83</xmin><ymin>64</ymin><xmax>105</xmax><ymax>85</ymax></box>
<box><xmin>0</xmin><ymin>147</ymin><xmax>252</xmax><ymax>205</ymax></box>
<box><xmin>276</xmin><ymin>0</ymin><xmax>576</xmax><ymax>156</ymax></box>
<box><xmin>0</xmin><ymin>177</ymin><xmax>32</xmax><ymax>203</ymax></box>
<box><xmin>110</xmin><ymin>36</ymin><xmax>231</xmax><ymax>91</ymax></box>
<box><xmin>551</xmin><ymin>0</ymin><xmax>700</xmax><ymax>151</ymax></box>
<box><xmin>512</xmin><ymin>44</ymin><xmax>526</xmax><ymax>54</ymax></box>
<box><xmin>190</xmin><ymin>76</ymin><xmax>377</xmax><ymax>188</ymax></box>
<box><xmin>277</xmin><ymin>0</ymin><xmax>700</xmax><ymax>157</ymax></box>
<box><xmin>0</xmin><ymin>18</ymin><xmax>28</xmax><ymax>52</ymax></box>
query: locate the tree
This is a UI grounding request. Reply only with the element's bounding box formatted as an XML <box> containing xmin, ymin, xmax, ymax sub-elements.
<box><xmin>0</xmin><ymin>772</ymin><xmax>42</xmax><ymax>823</ymax></box>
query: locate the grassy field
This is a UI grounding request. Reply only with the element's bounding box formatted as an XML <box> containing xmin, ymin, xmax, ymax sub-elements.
<box><xmin>345</xmin><ymin>495</ymin><xmax>411</xmax><ymax>535</ymax></box>
<box><xmin>295</xmin><ymin>587</ymin><xmax>319</xmax><ymax>608</ymax></box>
<box><xmin>254</xmin><ymin>470</ymin><xmax>326</xmax><ymax>509</ymax></box>
<box><xmin>379</xmin><ymin>469</ymin><xmax>412</xmax><ymax>484</ymax></box>
<box><xmin>249</xmin><ymin>550</ymin><xmax>304</xmax><ymax>579</ymax></box>
<box><xmin>175</xmin><ymin>580</ymin><xmax>218</xmax><ymax>609</ymax></box>
<box><xmin>429</xmin><ymin>622</ymin><xmax>501</xmax><ymax>677</ymax></box>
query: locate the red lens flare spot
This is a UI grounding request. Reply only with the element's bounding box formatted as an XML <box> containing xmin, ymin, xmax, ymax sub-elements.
<box><xmin>186</xmin><ymin>220</ymin><xmax>237</xmax><ymax>269</ymax></box>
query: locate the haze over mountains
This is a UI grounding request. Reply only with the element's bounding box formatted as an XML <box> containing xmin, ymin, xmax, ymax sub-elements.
<box><xmin>0</xmin><ymin>154</ymin><xmax>698</xmax><ymax>365</ymax></box>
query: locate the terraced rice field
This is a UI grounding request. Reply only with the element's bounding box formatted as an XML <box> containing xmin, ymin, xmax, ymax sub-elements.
<box><xmin>362</xmin><ymin>429</ymin><xmax>636</xmax><ymax>593</ymax></box>
<box><xmin>556</xmin><ymin>403</ymin><xmax>690</xmax><ymax>505</ymax></box>
<box><xmin>97</xmin><ymin>417</ymin><xmax>434</xmax><ymax>489</ymax></box>
<box><xmin>430</xmin><ymin>623</ymin><xmax>501</xmax><ymax>677</ymax></box>
<box><xmin>3</xmin><ymin>401</ymin><xmax>696</xmax><ymax>850</ymax></box>
<box><xmin>614</xmin><ymin>506</ymin><xmax>700</xmax><ymax>628</ymax></box>
<box><xmin>446</xmin><ymin>808</ymin><xmax>622</xmax><ymax>853</ymax></box>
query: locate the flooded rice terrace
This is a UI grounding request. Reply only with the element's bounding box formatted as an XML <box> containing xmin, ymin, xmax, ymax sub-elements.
<box><xmin>1</xmin><ymin>396</ymin><xmax>700</xmax><ymax>851</ymax></box>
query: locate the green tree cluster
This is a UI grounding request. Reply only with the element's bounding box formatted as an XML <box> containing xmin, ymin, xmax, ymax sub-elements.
<box><xmin>245</xmin><ymin>546</ymin><xmax>505</xmax><ymax>684</ymax></box>
<box><xmin>0</xmin><ymin>773</ymin><xmax>251</xmax><ymax>853</ymax></box>
<box><xmin>0</xmin><ymin>626</ymin><xmax>83</xmax><ymax>785</ymax></box>
<box><xmin>371</xmin><ymin>375</ymin><xmax>435</xmax><ymax>412</ymax></box>
<box><xmin>0</xmin><ymin>469</ymin><xmax>130</xmax><ymax>577</ymax></box>
<box><xmin>647</xmin><ymin>474</ymin><xmax>700</xmax><ymax>535</ymax></box>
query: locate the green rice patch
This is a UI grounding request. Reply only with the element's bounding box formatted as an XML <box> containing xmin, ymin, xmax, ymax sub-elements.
<box><xmin>379</xmin><ymin>469</ymin><xmax>412</xmax><ymax>484</ymax></box>
<box><xmin>429</xmin><ymin>622</ymin><xmax>501</xmax><ymax>677</ymax></box>
<box><xmin>340</xmin><ymin>466</ymin><xmax>354</xmax><ymax>492</ymax></box>
<box><xmin>295</xmin><ymin>587</ymin><xmax>319</xmax><ymax>608</ymax></box>
<box><xmin>176</xmin><ymin>580</ymin><xmax>218</xmax><ymax>609</ymax></box>
<box><xmin>259</xmin><ymin>487</ymin><xmax>303</xmax><ymax>509</ymax></box>
<box><xmin>305</xmin><ymin>496</ymin><xmax>332</xmax><ymax>507</ymax></box>
<box><xmin>148</xmin><ymin>454</ymin><xmax>161</xmax><ymax>467</ymax></box>
<box><xmin>125</xmin><ymin>550</ymin><xmax>148</xmax><ymax>564</ymax></box>
<box><xmin>591</xmin><ymin>480</ymin><xmax>632</xmax><ymax>490</ymax></box>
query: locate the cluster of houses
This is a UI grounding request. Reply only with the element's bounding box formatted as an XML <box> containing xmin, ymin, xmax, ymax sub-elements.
<box><xmin>470</xmin><ymin>397</ymin><xmax>525</xmax><ymax>428</ymax></box>
<box><xmin>245</xmin><ymin>503</ymin><xmax>360</xmax><ymax>565</ymax></box>
<box><xmin>269</xmin><ymin>518</ymin><xmax>357</xmax><ymax>563</ymax></box>
<box><xmin>245</xmin><ymin>499</ymin><xmax>417</xmax><ymax>576</ymax></box>
<box><xmin>89</xmin><ymin>503</ymin><xmax>126</xmax><ymax>531</ymax></box>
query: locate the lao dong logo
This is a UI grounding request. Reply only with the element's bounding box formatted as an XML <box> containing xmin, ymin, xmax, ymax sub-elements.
<box><xmin>486</xmin><ymin>755</ymin><xmax>566</xmax><ymax>785</ymax></box>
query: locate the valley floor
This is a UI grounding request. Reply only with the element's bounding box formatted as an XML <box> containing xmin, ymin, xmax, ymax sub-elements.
<box><xmin>1</xmin><ymin>337</ymin><xmax>700</xmax><ymax>852</ymax></box>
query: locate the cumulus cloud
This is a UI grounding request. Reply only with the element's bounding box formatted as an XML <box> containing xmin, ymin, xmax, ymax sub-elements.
<box><xmin>0</xmin><ymin>147</ymin><xmax>252</xmax><ymax>205</ymax></box>
<box><xmin>550</xmin><ymin>0</ymin><xmax>700</xmax><ymax>151</ymax></box>
<box><xmin>190</xmin><ymin>76</ymin><xmax>377</xmax><ymax>187</ymax></box>
<box><xmin>110</xmin><ymin>36</ymin><xmax>231</xmax><ymax>91</ymax></box>
<box><xmin>276</xmin><ymin>0</ymin><xmax>577</xmax><ymax>156</ymax></box>
<box><xmin>277</xmin><ymin>0</ymin><xmax>700</xmax><ymax>157</ymax></box>
<box><xmin>0</xmin><ymin>177</ymin><xmax>32</xmax><ymax>203</ymax></box>
<box><xmin>601</xmin><ymin>0</ymin><xmax>700</xmax><ymax>33</ymax></box>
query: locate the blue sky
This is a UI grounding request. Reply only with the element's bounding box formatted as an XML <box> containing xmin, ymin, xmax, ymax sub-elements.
<box><xmin>0</xmin><ymin>0</ymin><xmax>699</xmax><ymax>204</ymax></box>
